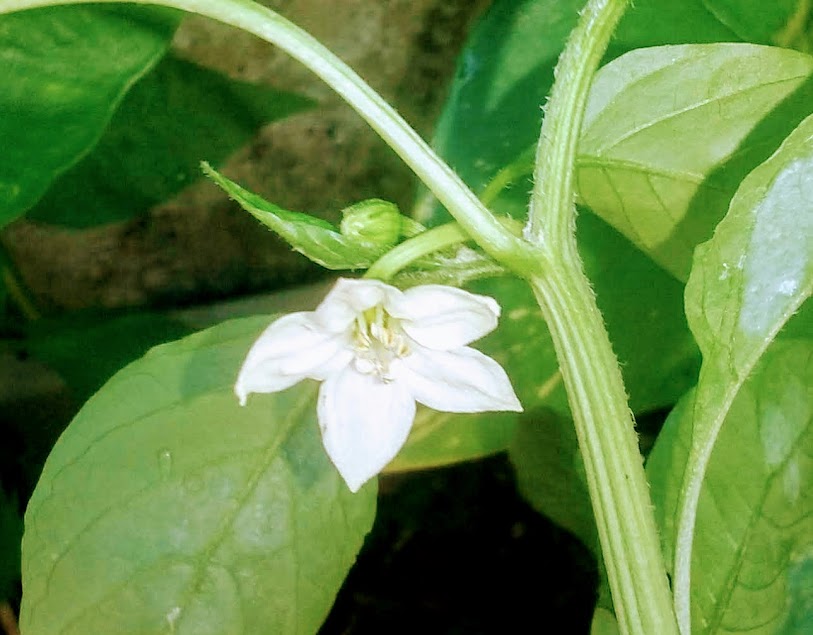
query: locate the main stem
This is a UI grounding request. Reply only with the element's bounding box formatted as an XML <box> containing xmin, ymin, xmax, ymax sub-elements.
<box><xmin>526</xmin><ymin>1</ymin><xmax>678</xmax><ymax>633</ymax></box>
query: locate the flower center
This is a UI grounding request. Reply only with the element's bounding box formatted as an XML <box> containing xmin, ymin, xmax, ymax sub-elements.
<box><xmin>352</xmin><ymin>305</ymin><xmax>410</xmax><ymax>382</ymax></box>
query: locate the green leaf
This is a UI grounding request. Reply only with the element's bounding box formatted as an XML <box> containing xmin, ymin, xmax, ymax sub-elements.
<box><xmin>609</xmin><ymin>0</ymin><xmax>801</xmax><ymax>54</ymax></box>
<box><xmin>684</xmin><ymin>113</ymin><xmax>813</xmax><ymax>368</ymax></box>
<box><xmin>0</xmin><ymin>5</ymin><xmax>180</xmax><ymax>227</ymax></box>
<box><xmin>385</xmin><ymin>408</ymin><xmax>517</xmax><ymax>473</ymax></box>
<box><xmin>21</xmin><ymin>316</ymin><xmax>376</xmax><ymax>635</ymax></box>
<box><xmin>417</xmin><ymin>0</ymin><xmax>802</xmax><ymax>224</ymax></box>
<box><xmin>649</xmin><ymin>338</ymin><xmax>813</xmax><ymax>634</ymax></box>
<box><xmin>508</xmin><ymin>413</ymin><xmax>596</xmax><ymax>553</ymax></box>
<box><xmin>578</xmin><ymin>43</ymin><xmax>813</xmax><ymax>280</ymax></box>
<box><xmin>591</xmin><ymin>607</ymin><xmax>620</xmax><ymax>635</ymax></box>
<box><xmin>700</xmin><ymin>0</ymin><xmax>801</xmax><ymax>44</ymax></box>
<box><xmin>204</xmin><ymin>164</ymin><xmax>397</xmax><ymax>270</ymax></box>
<box><xmin>27</xmin><ymin>55</ymin><xmax>312</xmax><ymax>228</ymax></box>
<box><xmin>24</xmin><ymin>310</ymin><xmax>194</xmax><ymax>402</ymax></box>
<box><xmin>648</xmin><ymin>112</ymin><xmax>813</xmax><ymax>632</ymax></box>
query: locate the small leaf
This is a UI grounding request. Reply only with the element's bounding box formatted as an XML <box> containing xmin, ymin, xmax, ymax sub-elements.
<box><xmin>700</xmin><ymin>0</ymin><xmax>800</xmax><ymax>44</ymax></box>
<box><xmin>649</xmin><ymin>338</ymin><xmax>813</xmax><ymax>634</ymax></box>
<box><xmin>609</xmin><ymin>0</ymin><xmax>800</xmax><ymax>54</ymax></box>
<box><xmin>578</xmin><ymin>43</ymin><xmax>813</xmax><ymax>280</ymax></box>
<box><xmin>27</xmin><ymin>55</ymin><xmax>312</xmax><ymax>228</ymax></box>
<box><xmin>0</xmin><ymin>4</ymin><xmax>180</xmax><ymax>227</ymax></box>
<box><xmin>204</xmin><ymin>164</ymin><xmax>390</xmax><ymax>270</ymax></box>
<box><xmin>21</xmin><ymin>316</ymin><xmax>376</xmax><ymax>635</ymax></box>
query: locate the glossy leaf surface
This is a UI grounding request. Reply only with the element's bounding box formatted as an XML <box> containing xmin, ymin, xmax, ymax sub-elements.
<box><xmin>27</xmin><ymin>55</ymin><xmax>312</xmax><ymax>227</ymax></box>
<box><xmin>579</xmin><ymin>44</ymin><xmax>813</xmax><ymax>280</ymax></box>
<box><xmin>0</xmin><ymin>4</ymin><xmax>180</xmax><ymax>226</ymax></box>
<box><xmin>648</xmin><ymin>113</ymin><xmax>813</xmax><ymax>633</ymax></box>
<box><xmin>649</xmin><ymin>339</ymin><xmax>813</xmax><ymax>633</ymax></box>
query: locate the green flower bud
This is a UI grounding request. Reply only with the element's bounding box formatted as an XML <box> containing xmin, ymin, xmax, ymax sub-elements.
<box><xmin>340</xmin><ymin>199</ymin><xmax>401</xmax><ymax>250</ymax></box>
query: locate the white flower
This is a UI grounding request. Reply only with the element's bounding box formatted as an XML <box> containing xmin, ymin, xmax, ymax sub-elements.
<box><xmin>236</xmin><ymin>278</ymin><xmax>522</xmax><ymax>492</ymax></box>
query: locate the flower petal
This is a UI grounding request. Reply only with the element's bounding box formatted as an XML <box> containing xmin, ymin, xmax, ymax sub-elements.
<box><xmin>235</xmin><ymin>312</ymin><xmax>349</xmax><ymax>405</ymax></box>
<box><xmin>314</xmin><ymin>278</ymin><xmax>403</xmax><ymax>332</ymax></box>
<box><xmin>398</xmin><ymin>345</ymin><xmax>522</xmax><ymax>413</ymax></box>
<box><xmin>318</xmin><ymin>366</ymin><xmax>416</xmax><ymax>492</ymax></box>
<box><xmin>389</xmin><ymin>285</ymin><xmax>501</xmax><ymax>349</ymax></box>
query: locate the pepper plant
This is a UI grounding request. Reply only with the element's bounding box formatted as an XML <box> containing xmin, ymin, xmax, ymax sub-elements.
<box><xmin>0</xmin><ymin>0</ymin><xmax>811</xmax><ymax>634</ymax></box>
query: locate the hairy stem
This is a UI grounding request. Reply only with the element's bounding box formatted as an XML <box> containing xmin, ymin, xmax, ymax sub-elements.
<box><xmin>527</xmin><ymin>0</ymin><xmax>627</xmax><ymax>249</ymax></box>
<box><xmin>365</xmin><ymin>217</ymin><xmax>522</xmax><ymax>281</ymax></box>
<box><xmin>525</xmin><ymin>1</ymin><xmax>679</xmax><ymax>633</ymax></box>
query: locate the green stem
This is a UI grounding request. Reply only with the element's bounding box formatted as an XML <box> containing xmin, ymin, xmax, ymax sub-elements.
<box><xmin>365</xmin><ymin>224</ymin><xmax>468</xmax><ymax>281</ymax></box>
<box><xmin>365</xmin><ymin>216</ymin><xmax>523</xmax><ymax>282</ymax></box>
<box><xmin>527</xmin><ymin>0</ymin><xmax>628</xmax><ymax>250</ymax></box>
<box><xmin>531</xmin><ymin>268</ymin><xmax>677</xmax><ymax>635</ymax></box>
<box><xmin>525</xmin><ymin>1</ymin><xmax>679</xmax><ymax>633</ymax></box>
<box><xmin>0</xmin><ymin>0</ymin><xmax>540</xmax><ymax>278</ymax></box>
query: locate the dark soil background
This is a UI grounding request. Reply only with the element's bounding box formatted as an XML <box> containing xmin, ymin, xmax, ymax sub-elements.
<box><xmin>1</xmin><ymin>1</ymin><xmax>600</xmax><ymax>632</ymax></box>
<box><xmin>320</xmin><ymin>457</ymin><xmax>598</xmax><ymax>634</ymax></box>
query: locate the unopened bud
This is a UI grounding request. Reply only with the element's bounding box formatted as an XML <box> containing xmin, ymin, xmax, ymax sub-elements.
<box><xmin>340</xmin><ymin>199</ymin><xmax>401</xmax><ymax>250</ymax></box>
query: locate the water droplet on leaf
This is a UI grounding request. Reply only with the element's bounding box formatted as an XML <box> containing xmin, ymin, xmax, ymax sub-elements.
<box><xmin>158</xmin><ymin>449</ymin><xmax>173</xmax><ymax>480</ymax></box>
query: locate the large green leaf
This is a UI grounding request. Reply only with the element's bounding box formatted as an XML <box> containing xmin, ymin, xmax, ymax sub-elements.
<box><xmin>0</xmin><ymin>4</ymin><xmax>180</xmax><ymax>227</ymax></box>
<box><xmin>21</xmin><ymin>316</ymin><xmax>376</xmax><ymax>634</ymax></box>
<box><xmin>648</xmin><ymin>113</ymin><xmax>813</xmax><ymax>632</ymax></box>
<box><xmin>417</xmin><ymin>0</ymin><xmax>801</xmax><ymax>222</ymax></box>
<box><xmin>27</xmin><ymin>55</ymin><xmax>312</xmax><ymax>228</ymax></box>
<box><xmin>578</xmin><ymin>44</ymin><xmax>813</xmax><ymax>280</ymax></box>
<box><xmin>649</xmin><ymin>338</ymin><xmax>813</xmax><ymax>634</ymax></box>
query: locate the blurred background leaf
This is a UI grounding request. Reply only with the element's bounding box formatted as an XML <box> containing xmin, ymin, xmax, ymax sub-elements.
<box><xmin>23</xmin><ymin>310</ymin><xmax>194</xmax><ymax>402</ymax></box>
<box><xmin>28</xmin><ymin>55</ymin><xmax>312</xmax><ymax>228</ymax></box>
<box><xmin>0</xmin><ymin>4</ymin><xmax>181</xmax><ymax>227</ymax></box>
